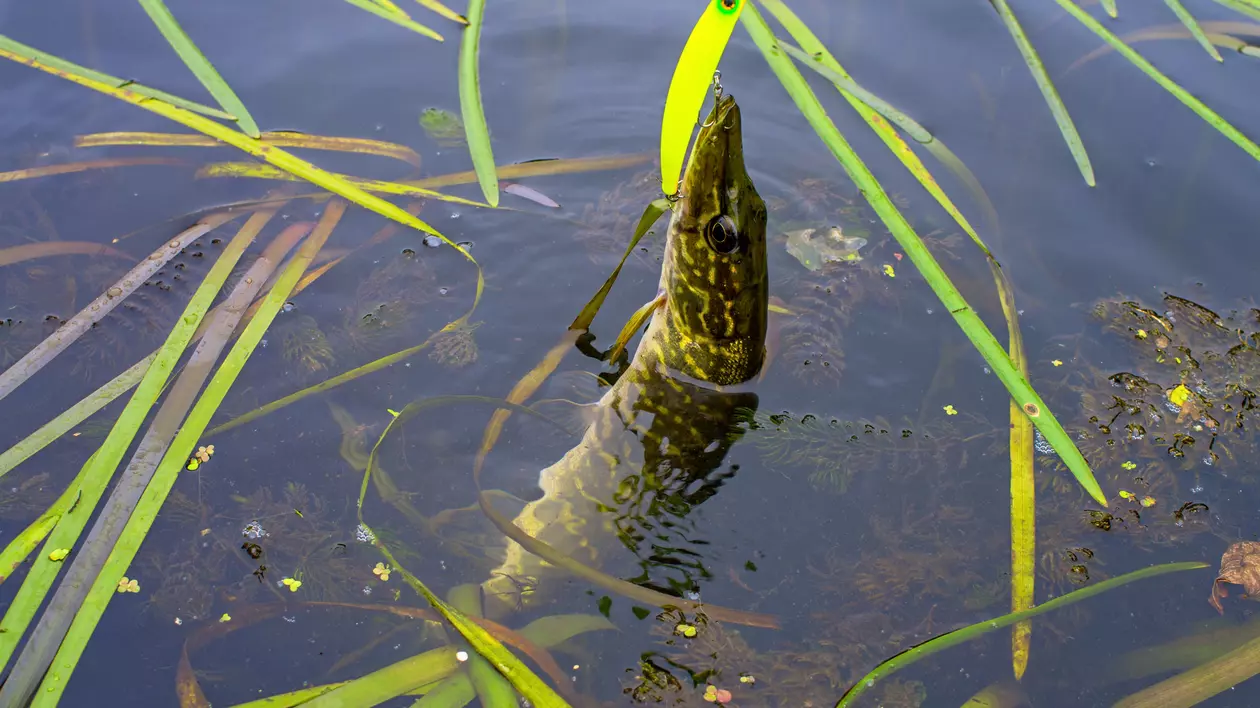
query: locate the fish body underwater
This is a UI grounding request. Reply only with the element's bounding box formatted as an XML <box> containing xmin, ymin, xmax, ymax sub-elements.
<box><xmin>481</xmin><ymin>94</ymin><xmax>769</xmax><ymax>617</ymax></box>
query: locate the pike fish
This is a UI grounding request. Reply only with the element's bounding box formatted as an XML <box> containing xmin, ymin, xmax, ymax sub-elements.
<box><xmin>481</xmin><ymin>94</ymin><xmax>769</xmax><ymax>617</ymax></box>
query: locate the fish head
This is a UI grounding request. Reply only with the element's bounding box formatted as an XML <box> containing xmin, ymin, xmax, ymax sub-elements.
<box><xmin>659</xmin><ymin>94</ymin><xmax>769</xmax><ymax>386</ymax></box>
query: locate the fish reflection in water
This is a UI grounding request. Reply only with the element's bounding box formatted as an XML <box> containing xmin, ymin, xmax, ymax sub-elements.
<box><xmin>481</xmin><ymin>93</ymin><xmax>769</xmax><ymax>617</ymax></box>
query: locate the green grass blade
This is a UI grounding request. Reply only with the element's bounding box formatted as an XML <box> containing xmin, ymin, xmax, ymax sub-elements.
<box><xmin>302</xmin><ymin>647</ymin><xmax>463</xmax><ymax>708</ymax></box>
<box><xmin>1212</xmin><ymin>0</ymin><xmax>1260</xmax><ymax>23</ymax></box>
<box><xmin>1056</xmin><ymin>0</ymin><xmax>1260</xmax><ymax>164</ymax></box>
<box><xmin>459</xmin><ymin>0</ymin><xmax>499</xmax><ymax>207</ymax></box>
<box><xmin>0</xmin><ymin>212</ymin><xmax>237</xmax><ymax>407</ymax></box>
<box><xmin>3</xmin><ymin>210</ymin><xmax>299</xmax><ymax>704</ymax></box>
<box><xmin>777</xmin><ymin>42</ymin><xmax>931</xmax><ymax>143</ymax></box>
<box><xmin>1164</xmin><ymin>0</ymin><xmax>1225</xmax><ymax>60</ymax></box>
<box><xmin>136</xmin><ymin>0</ymin><xmax>260</xmax><ymax>136</ymax></box>
<box><xmin>1101</xmin><ymin>0</ymin><xmax>1119</xmax><ymax>18</ymax></box>
<box><xmin>1114</xmin><ymin>628</ymin><xmax>1260</xmax><ymax>707</ymax></box>
<box><xmin>25</xmin><ymin>206</ymin><xmax>335</xmax><ymax>708</ymax></box>
<box><xmin>836</xmin><ymin>561</ymin><xmax>1209</xmax><ymax>707</ymax></box>
<box><xmin>740</xmin><ymin>2</ymin><xmax>1109</xmax><ymax>506</ymax></box>
<box><xmin>0</xmin><ymin>34</ymin><xmax>236</xmax><ymax>120</ymax></box>
<box><xmin>0</xmin><ymin>355</ymin><xmax>151</xmax><ymax>480</ymax></box>
<box><xmin>448</xmin><ymin>585</ymin><xmax>519</xmax><ymax>708</ymax></box>
<box><xmin>412</xmin><ymin>0</ymin><xmax>468</xmax><ymax>25</ymax></box>
<box><xmin>1001</xmin><ymin>274</ymin><xmax>1036</xmax><ymax>680</ymax></box>
<box><xmin>341</xmin><ymin>0</ymin><xmax>445</xmax><ymax>41</ymax></box>
<box><xmin>0</xmin><ymin>215</ymin><xmax>255</xmax><ymax>678</ymax></box>
<box><xmin>758</xmin><ymin>0</ymin><xmax>1001</xmax><ymax>239</ymax></box>
<box><xmin>412</xmin><ymin>673</ymin><xmax>478</xmax><ymax>708</ymax></box>
<box><xmin>0</xmin><ymin>453</ymin><xmax>95</xmax><ymax>585</ymax></box>
<box><xmin>990</xmin><ymin>0</ymin><xmax>1096</xmax><ymax>186</ymax></box>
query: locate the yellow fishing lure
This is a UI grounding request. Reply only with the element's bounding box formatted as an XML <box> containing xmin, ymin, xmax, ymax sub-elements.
<box><xmin>659</xmin><ymin>0</ymin><xmax>745</xmax><ymax>196</ymax></box>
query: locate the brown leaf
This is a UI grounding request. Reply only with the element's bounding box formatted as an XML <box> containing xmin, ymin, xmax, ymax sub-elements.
<box><xmin>1210</xmin><ymin>541</ymin><xmax>1260</xmax><ymax>613</ymax></box>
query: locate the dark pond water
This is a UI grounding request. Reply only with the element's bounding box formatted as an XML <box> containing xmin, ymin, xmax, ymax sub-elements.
<box><xmin>1</xmin><ymin>0</ymin><xmax>1260</xmax><ymax>705</ymax></box>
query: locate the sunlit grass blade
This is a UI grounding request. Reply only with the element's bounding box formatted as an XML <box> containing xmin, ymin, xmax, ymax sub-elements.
<box><xmin>137</xmin><ymin>0</ymin><xmax>260</xmax><ymax>136</ymax></box>
<box><xmin>1056</xmin><ymin>0</ymin><xmax>1260</xmax><ymax>164</ymax></box>
<box><xmin>660</xmin><ymin>0</ymin><xmax>746</xmax><ymax>195</ymax></box>
<box><xmin>759</xmin><ymin>0</ymin><xmax>1001</xmax><ymax>239</ymax></box>
<box><xmin>194</xmin><ymin>162</ymin><xmax>489</xmax><ymax>206</ymax></box>
<box><xmin>341</xmin><ymin>0</ymin><xmax>444</xmax><ymax>41</ymax></box>
<box><xmin>0</xmin><ymin>212</ymin><xmax>237</xmax><ymax>406</ymax></box>
<box><xmin>990</xmin><ymin>0</ymin><xmax>1095</xmax><ymax>186</ymax></box>
<box><xmin>1164</xmin><ymin>0</ymin><xmax>1225</xmax><ymax>60</ymax></box>
<box><xmin>741</xmin><ymin>2</ymin><xmax>1109</xmax><ymax>505</ymax></box>
<box><xmin>413</xmin><ymin>0</ymin><xmax>468</xmax><ymax>25</ymax></box>
<box><xmin>1214</xmin><ymin>0</ymin><xmax>1260</xmax><ymax>23</ymax></box>
<box><xmin>1001</xmin><ymin>275</ymin><xmax>1036</xmax><ymax>680</ymax></box>
<box><xmin>836</xmin><ymin>561</ymin><xmax>1209</xmax><ymax>707</ymax></box>
<box><xmin>3</xmin><ymin>209</ymin><xmax>306</xmax><ymax>703</ymax></box>
<box><xmin>1068</xmin><ymin>21</ymin><xmax>1260</xmax><ymax>71</ymax></box>
<box><xmin>24</xmin><ymin>208</ymin><xmax>335</xmax><ymax>708</ymax></box>
<box><xmin>302</xmin><ymin>647</ymin><xmax>462</xmax><ymax>708</ymax></box>
<box><xmin>0</xmin><ymin>34</ymin><xmax>235</xmax><ymax>120</ymax></box>
<box><xmin>0</xmin><ymin>453</ymin><xmax>95</xmax><ymax>585</ymax></box>
<box><xmin>1113</xmin><ymin>623</ymin><xmax>1260</xmax><ymax>707</ymax></box>
<box><xmin>448</xmin><ymin>584</ymin><xmax>520</xmax><ymax>708</ymax></box>
<box><xmin>0</xmin><ymin>214</ymin><xmax>304</xmax><ymax>481</ymax></box>
<box><xmin>1101</xmin><ymin>0</ymin><xmax>1119</xmax><ymax>18</ymax></box>
<box><xmin>0</xmin><ymin>240</ymin><xmax>131</xmax><ymax>266</ymax></box>
<box><xmin>0</xmin><ymin>214</ymin><xmax>255</xmax><ymax>677</ymax></box>
<box><xmin>0</xmin><ymin>35</ymin><xmax>483</xmax><ymax>330</ymax></box>
<box><xmin>205</xmin><ymin>153</ymin><xmax>653</xmax><ymax>212</ymax></box>
<box><xmin>0</xmin><ymin>157</ymin><xmax>184</xmax><ymax>183</ymax></box>
<box><xmin>77</xmin><ymin>130</ymin><xmax>424</xmax><ymax>168</ymax></box>
<box><xmin>459</xmin><ymin>0</ymin><xmax>498</xmax><ymax>206</ymax></box>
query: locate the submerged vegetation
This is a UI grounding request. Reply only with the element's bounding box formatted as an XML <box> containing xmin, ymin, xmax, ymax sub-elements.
<box><xmin>0</xmin><ymin>0</ymin><xmax>1256</xmax><ymax>706</ymax></box>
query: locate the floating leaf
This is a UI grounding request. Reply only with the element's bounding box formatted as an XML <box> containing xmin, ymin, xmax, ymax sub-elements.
<box><xmin>503</xmin><ymin>182</ymin><xmax>560</xmax><ymax>208</ymax></box>
<box><xmin>1210</xmin><ymin>541</ymin><xmax>1260</xmax><ymax>613</ymax></box>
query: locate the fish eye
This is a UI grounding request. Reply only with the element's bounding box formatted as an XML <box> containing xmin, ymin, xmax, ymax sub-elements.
<box><xmin>705</xmin><ymin>215</ymin><xmax>740</xmax><ymax>254</ymax></box>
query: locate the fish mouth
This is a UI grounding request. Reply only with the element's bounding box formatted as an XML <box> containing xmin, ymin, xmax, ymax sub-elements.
<box><xmin>683</xmin><ymin>94</ymin><xmax>743</xmax><ymax>199</ymax></box>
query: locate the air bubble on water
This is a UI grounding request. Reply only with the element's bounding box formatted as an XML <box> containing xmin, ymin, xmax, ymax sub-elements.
<box><xmin>242</xmin><ymin>520</ymin><xmax>267</xmax><ymax>539</ymax></box>
<box><xmin>457</xmin><ymin>240</ymin><xmax>474</xmax><ymax>250</ymax></box>
<box><xmin>1145</xmin><ymin>158</ymin><xmax>1159</xmax><ymax>168</ymax></box>
<box><xmin>362</xmin><ymin>585</ymin><xmax>373</xmax><ymax>596</ymax></box>
<box><xmin>1191</xmin><ymin>484</ymin><xmax>1205</xmax><ymax>494</ymax></box>
<box><xmin>423</xmin><ymin>235</ymin><xmax>441</xmax><ymax>248</ymax></box>
<box><xmin>374</xmin><ymin>124</ymin><xmax>383</xmax><ymax>132</ymax></box>
<box><xmin>983</xmin><ymin>367</ymin><xmax>991</xmax><ymax>375</ymax></box>
<box><xmin>282</xmin><ymin>302</ymin><xmax>295</xmax><ymax>313</ymax></box>
<box><xmin>1202</xmin><ymin>455</ymin><xmax>1215</xmax><ymax>467</ymax></box>
<box><xmin>685</xmin><ymin>590</ymin><xmax>701</xmax><ymax>601</ymax></box>
<box><xmin>926</xmin><ymin>308</ymin><xmax>934</xmax><ymax>315</ymax></box>
<box><xmin>1034</xmin><ymin>429</ymin><xmax>1056</xmax><ymax>455</ymax></box>
<box><xmin>450</xmin><ymin>212</ymin><xmax>461</xmax><ymax>220</ymax></box>
<box><xmin>260</xmin><ymin>339</ymin><xmax>268</xmax><ymax>348</ymax></box>
<box><xmin>438</xmin><ymin>287</ymin><xmax>450</xmax><ymax>296</ymax></box>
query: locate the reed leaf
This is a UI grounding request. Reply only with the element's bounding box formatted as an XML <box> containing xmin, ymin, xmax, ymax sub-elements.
<box><xmin>741</xmin><ymin>1</ymin><xmax>1109</xmax><ymax>505</ymax></box>
<box><xmin>193</xmin><ymin>162</ymin><xmax>489</xmax><ymax>207</ymax></box>
<box><xmin>412</xmin><ymin>0</ymin><xmax>468</xmax><ymax>25</ymax></box>
<box><xmin>0</xmin><ymin>214</ymin><xmax>255</xmax><ymax>676</ymax></box>
<box><xmin>1068</xmin><ymin>20</ymin><xmax>1260</xmax><ymax>71</ymax></box>
<box><xmin>758</xmin><ymin>0</ymin><xmax>1000</xmax><ymax>245</ymax></box>
<box><xmin>0</xmin><ymin>453</ymin><xmax>95</xmax><ymax>585</ymax></box>
<box><xmin>0</xmin><ymin>212</ymin><xmax>238</xmax><ymax>406</ymax></box>
<box><xmin>1002</xmin><ymin>278</ymin><xmax>1036</xmax><ymax>680</ymax></box>
<box><xmin>836</xmin><ymin>562</ymin><xmax>1210</xmax><ymax>707</ymax></box>
<box><xmin>1164</xmin><ymin>0</ymin><xmax>1225</xmax><ymax>60</ymax></box>
<box><xmin>412</xmin><ymin>674</ymin><xmax>477</xmax><ymax>707</ymax></box>
<box><xmin>76</xmin><ymin>130</ymin><xmax>424</xmax><ymax>168</ymax></box>
<box><xmin>2</xmin><ymin>209</ymin><xmax>309</xmax><ymax>704</ymax></box>
<box><xmin>1055</xmin><ymin>0</ymin><xmax>1260</xmax><ymax>164</ymax></box>
<box><xmin>660</xmin><ymin>0</ymin><xmax>746</xmax><ymax>195</ymax></box>
<box><xmin>1101</xmin><ymin>0</ymin><xmax>1119</xmax><ymax>18</ymax></box>
<box><xmin>1214</xmin><ymin>0</ymin><xmax>1260</xmax><ymax>23</ymax></box>
<box><xmin>459</xmin><ymin>0</ymin><xmax>498</xmax><ymax>206</ymax></box>
<box><xmin>303</xmin><ymin>647</ymin><xmax>462</xmax><ymax>708</ymax></box>
<box><xmin>0</xmin><ymin>241</ymin><xmax>131</xmax><ymax>266</ymax></box>
<box><xmin>23</xmin><ymin>204</ymin><xmax>335</xmax><ymax>708</ymax></box>
<box><xmin>137</xmin><ymin>0</ymin><xmax>260</xmax><ymax>136</ymax></box>
<box><xmin>341</xmin><ymin>0</ymin><xmax>444</xmax><ymax>41</ymax></box>
<box><xmin>1113</xmin><ymin>623</ymin><xmax>1260</xmax><ymax>707</ymax></box>
<box><xmin>990</xmin><ymin>0</ymin><xmax>1096</xmax><ymax>186</ymax></box>
<box><xmin>448</xmin><ymin>584</ymin><xmax>520</xmax><ymax>708</ymax></box>
<box><xmin>0</xmin><ymin>34</ymin><xmax>235</xmax><ymax>120</ymax></box>
<box><xmin>0</xmin><ymin>157</ymin><xmax>185</xmax><ymax>183</ymax></box>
